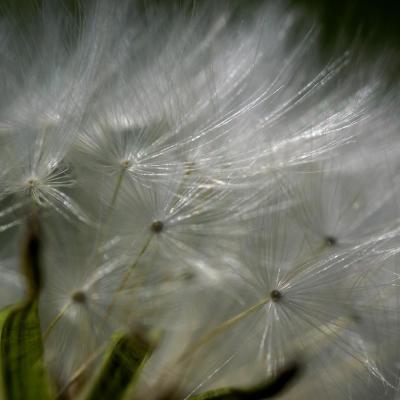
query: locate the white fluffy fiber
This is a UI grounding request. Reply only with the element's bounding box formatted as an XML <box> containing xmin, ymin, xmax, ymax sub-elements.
<box><xmin>0</xmin><ymin>0</ymin><xmax>399</xmax><ymax>399</ymax></box>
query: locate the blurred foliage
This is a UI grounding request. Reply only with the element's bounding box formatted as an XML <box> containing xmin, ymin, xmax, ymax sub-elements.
<box><xmin>293</xmin><ymin>0</ymin><xmax>400</xmax><ymax>52</ymax></box>
<box><xmin>1</xmin><ymin>0</ymin><xmax>399</xmax><ymax>56</ymax></box>
<box><xmin>0</xmin><ymin>301</ymin><xmax>52</xmax><ymax>400</ymax></box>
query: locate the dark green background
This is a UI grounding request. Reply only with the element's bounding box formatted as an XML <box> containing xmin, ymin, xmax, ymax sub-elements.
<box><xmin>0</xmin><ymin>0</ymin><xmax>399</xmax><ymax>77</ymax></box>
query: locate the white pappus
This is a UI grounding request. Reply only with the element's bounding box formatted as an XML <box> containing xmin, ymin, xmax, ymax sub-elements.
<box><xmin>0</xmin><ymin>1</ymin><xmax>399</xmax><ymax>400</ymax></box>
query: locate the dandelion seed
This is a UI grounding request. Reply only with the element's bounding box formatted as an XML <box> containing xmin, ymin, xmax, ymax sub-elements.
<box><xmin>324</xmin><ymin>235</ymin><xmax>338</xmax><ymax>247</ymax></box>
<box><xmin>72</xmin><ymin>291</ymin><xmax>87</xmax><ymax>305</ymax></box>
<box><xmin>151</xmin><ymin>220</ymin><xmax>164</xmax><ymax>234</ymax></box>
<box><xmin>270</xmin><ymin>289</ymin><xmax>282</xmax><ymax>302</ymax></box>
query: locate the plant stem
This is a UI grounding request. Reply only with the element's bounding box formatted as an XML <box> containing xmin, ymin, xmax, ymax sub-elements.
<box><xmin>178</xmin><ymin>294</ymin><xmax>272</xmax><ymax>364</ymax></box>
<box><xmin>104</xmin><ymin>233</ymin><xmax>154</xmax><ymax>318</ymax></box>
<box><xmin>95</xmin><ymin>167</ymin><xmax>127</xmax><ymax>255</ymax></box>
<box><xmin>43</xmin><ymin>302</ymin><xmax>72</xmax><ymax>340</ymax></box>
<box><xmin>56</xmin><ymin>343</ymin><xmax>107</xmax><ymax>400</ymax></box>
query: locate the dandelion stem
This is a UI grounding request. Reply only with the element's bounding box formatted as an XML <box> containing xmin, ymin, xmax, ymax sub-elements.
<box><xmin>91</xmin><ymin>167</ymin><xmax>127</xmax><ymax>292</ymax></box>
<box><xmin>105</xmin><ymin>234</ymin><xmax>154</xmax><ymax>318</ymax></box>
<box><xmin>96</xmin><ymin>167</ymin><xmax>127</xmax><ymax>249</ymax></box>
<box><xmin>43</xmin><ymin>302</ymin><xmax>72</xmax><ymax>340</ymax></box>
<box><xmin>178</xmin><ymin>294</ymin><xmax>272</xmax><ymax>363</ymax></box>
<box><xmin>44</xmin><ymin>214</ymin><xmax>152</xmax><ymax>339</ymax></box>
<box><xmin>56</xmin><ymin>343</ymin><xmax>107</xmax><ymax>400</ymax></box>
<box><xmin>110</xmin><ymin>168</ymin><xmax>126</xmax><ymax>208</ymax></box>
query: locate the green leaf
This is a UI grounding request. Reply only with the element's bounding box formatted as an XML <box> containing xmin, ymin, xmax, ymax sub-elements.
<box><xmin>190</xmin><ymin>363</ymin><xmax>300</xmax><ymax>400</ymax></box>
<box><xmin>0</xmin><ymin>300</ymin><xmax>52</xmax><ymax>400</ymax></box>
<box><xmin>81</xmin><ymin>332</ymin><xmax>152</xmax><ymax>400</ymax></box>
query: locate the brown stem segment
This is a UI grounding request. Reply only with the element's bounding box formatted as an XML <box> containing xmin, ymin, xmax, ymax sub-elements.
<box><xmin>22</xmin><ymin>211</ymin><xmax>43</xmax><ymax>299</ymax></box>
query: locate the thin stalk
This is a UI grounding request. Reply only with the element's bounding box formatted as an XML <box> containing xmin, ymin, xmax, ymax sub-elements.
<box><xmin>56</xmin><ymin>343</ymin><xmax>108</xmax><ymax>400</ymax></box>
<box><xmin>55</xmin><ymin>234</ymin><xmax>154</xmax><ymax>398</ymax></box>
<box><xmin>43</xmin><ymin>302</ymin><xmax>72</xmax><ymax>340</ymax></box>
<box><xmin>95</xmin><ymin>167</ymin><xmax>127</xmax><ymax>254</ymax></box>
<box><xmin>44</xmin><ymin>169</ymin><xmax>128</xmax><ymax>338</ymax></box>
<box><xmin>105</xmin><ymin>233</ymin><xmax>154</xmax><ymax>318</ymax></box>
<box><xmin>178</xmin><ymin>294</ymin><xmax>272</xmax><ymax>364</ymax></box>
<box><xmin>153</xmin><ymin>295</ymin><xmax>273</xmax><ymax>393</ymax></box>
